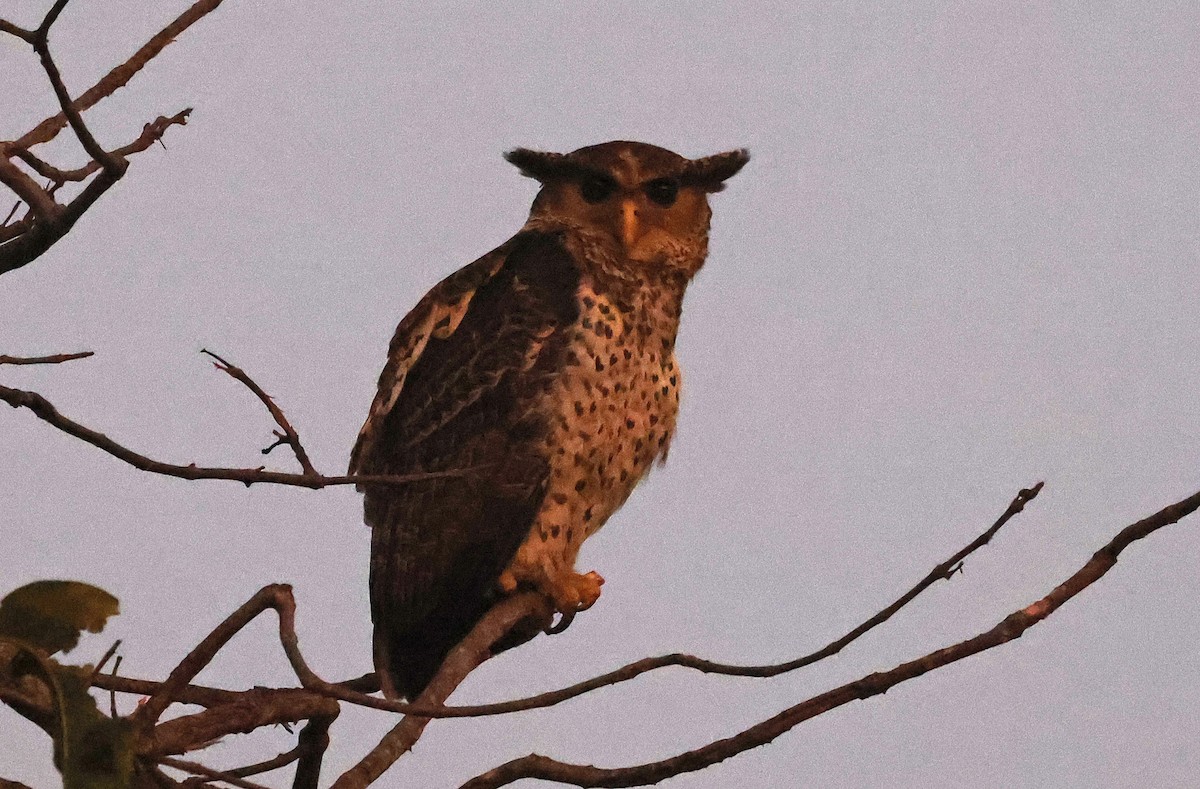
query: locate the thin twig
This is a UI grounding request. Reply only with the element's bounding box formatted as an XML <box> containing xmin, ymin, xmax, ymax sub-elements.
<box><xmin>8</xmin><ymin>0</ymin><xmax>225</xmax><ymax>150</ymax></box>
<box><xmin>228</xmin><ymin>745</ymin><xmax>304</xmax><ymax>778</ymax></box>
<box><xmin>157</xmin><ymin>757</ymin><xmax>272</xmax><ymax>789</ymax></box>
<box><xmin>0</xmin><ymin>351</ymin><xmax>93</xmax><ymax>365</ymax></box>
<box><xmin>28</xmin><ymin>1</ymin><xmax>126</xmax><ymax>175</ymax></box>
<box><xmin>108</xmin><ymin>655</ymin><xmax>122</xmax><ymax>718</ymax></box>
<box><xmin>0</xmin><ymin>382</ymin><xmax>475</xmax><ymax>489</ymax></box>
<box><xmin>12</xmin><ymin>110</ymin><xmax>191</xmax><ymax>185</ymax></box>
<box><xmin>85</xmin><ymin>639</ymin><xmax>122</xmax><ymax>687</ymax></box>
<box><xmin>460</xmin><ymin>484</ymin><xmax>1200</xmax><ymax>788</ymax></box>
<box><xmin>201</xmin><ymin>349</ymin><xmax>318</xmax><ymax>476</ymax></box>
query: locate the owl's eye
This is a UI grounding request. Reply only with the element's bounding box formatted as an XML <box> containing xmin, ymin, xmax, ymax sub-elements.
<box><xmin>579</xmin><ymin>176</ymin><xmax>617</xmax><ymax>204</ymax></box>
<box><xmin>644</xmin><ymin>178</ymin><xmax>679</xmax><ymax>207</ymax></box>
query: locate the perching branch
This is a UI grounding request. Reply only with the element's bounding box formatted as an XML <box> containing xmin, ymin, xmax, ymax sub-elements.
<box><xmin>404</xmin><ymin>482</ymin><xmax>1046</xmax><ymax>719</ymax></box>
<box><xmin>80</xmin><ymin>483</ymin><xmax>1044</xmax><ymax>731</ymax></box>
<box><xmin>331</xmin><ymin>593</ymin><xmax>554</xmax><ymax>789</ymax></box>
<box><xmin>460</xmin><ymin>484</ymin><xmax>1200</xmax><ymax>788</ymax></box>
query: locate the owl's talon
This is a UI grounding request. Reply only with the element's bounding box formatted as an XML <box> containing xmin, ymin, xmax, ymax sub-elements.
<box><xmin>545</xmin><ymin>609</ymin><xmax>576</xmax><ymax>635</ymax></box>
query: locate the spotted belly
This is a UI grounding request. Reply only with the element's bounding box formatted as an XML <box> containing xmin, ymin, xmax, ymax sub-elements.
<box><xmin>504</xmin><ymin>286</ymin><xmax>681</xmax><ymax>589</ymax></box>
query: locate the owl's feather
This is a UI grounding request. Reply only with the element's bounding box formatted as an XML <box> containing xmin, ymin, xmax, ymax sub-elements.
<box><xmin>352</xmin><ymin>231</ymin><xmax>580</xmax><ymax>699</ymax></box>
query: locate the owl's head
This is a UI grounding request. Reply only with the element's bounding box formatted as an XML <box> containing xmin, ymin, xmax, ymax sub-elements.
<box><xmin>505</xmin><ymin>141</ymin><xmax>748</xmax><ymax>274</ymax></box>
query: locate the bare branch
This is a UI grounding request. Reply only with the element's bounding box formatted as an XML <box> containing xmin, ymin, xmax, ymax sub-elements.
<box><xmin>201</xmin><ymin>349</ymin><xmax>319</xmax><ymax>476</ymax></box>
<box><xmin>134</xmin><ymin>585</ymin><xmax>318</xmax><ymax>729</ymax></box>
<box><xmin>35</xmin><ymin>0</ymin><xmax>71</xmax><ymax>36</ymax></box>
<box><xmin>292</xmin><ymin>715</ymin><xmax>335</xmax><ymax>789</ymax></box>
<box><xmin>0</xmin><ymin>19</ymin><xmax>33</xmax><ymax>43</ymax></box>
<box><xmin>294</xmin><ymin>483</ymin><xmax>1046</xmax><ymax>721</ymax></box>
<box><xmin>141</xmin><ymin>688</ymin><xmax>338</xmax><ymax>758</ymax></box>
<box><xmin>331</xmin><ymin>593</ymin><xmax>554</xmax><ymax>789</ymax></box>
<box><xmin>0</xmin><ymin>0</ymin><xmax>213</xmax><ymax>275</ymax></box>
<box><xmin>228</xmin><ymin>745</ymin><xmax>304</xmax><ymax>779</ymax></box>
<box><xmin>157</xmin><ymin>757</ymin><xmax>272</xmax><ymax>789</ymax></box>
<box><xmin>12</xmin><ymin>111</ymin><xmax>191</xmax><ymax>185</ymax></box>
<box><xmin>81</xmin><ymin>483</ymin><xmax>1045</xmax><ymax>738</ymax></box>
<box><xmin>460</xmin><ymin>484</ymin><xmax>1200</xmax><ymax>788</ymax></box>
<box><xmin>0</xmin><ymin>156</ymin><xmax>59</xmax><ymax>222</ymax></box>
<box><xmin>0</xmin><ymin>382</ymin><xmax>474</xmax><ymax>489</ymax></box>
<box><xmin>0</xmin><ymin>350</ymin><xmax>93</xmax><ymax>365</ymax></box>
<box><xmin>28</xmin><ymin>3</ymin><xmax>126</xmax><ymax>175</ymax></box>
<box><xmin>92</xmin><ymin>673</ymin><xmax>237</xmax><ymax>709</ymax></box>
<box><xmin>9</xmin><ymin>0</ymin><xmax>225</xmax><ymax>150</ymax></box>
<box><xmin>0</xmin><ymin>157</ymin><xmax>121</xmax><ymax>275</ymax></box>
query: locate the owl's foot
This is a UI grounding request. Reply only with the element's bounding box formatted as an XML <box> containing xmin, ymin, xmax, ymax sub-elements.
<box><xmin>553</xmin><ymin>569</ymin><xmax>605</xmax><ymax>612</ymax></box>
<box><xmin>543</xmin><ymin>570</ymin><xmax>604</xmax><ymax>635</ymax></box>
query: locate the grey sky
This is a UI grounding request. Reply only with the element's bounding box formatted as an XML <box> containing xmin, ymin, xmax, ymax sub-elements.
<box><xmin>2</xmin><ymin>2</ymin><xmax>1198</xmax><ymax>786</ymax></box>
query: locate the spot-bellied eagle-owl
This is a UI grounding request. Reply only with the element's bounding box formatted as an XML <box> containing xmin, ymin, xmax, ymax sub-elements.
<box><xmin>350</xmin><ymin>141</ymin><xmax>749</xmax><ymax>699</ymax></box>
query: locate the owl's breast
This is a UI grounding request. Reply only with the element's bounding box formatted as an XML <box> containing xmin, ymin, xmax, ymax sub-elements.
<box><xmin>534</xmin><ymin>282</ymin><xmax>683</xmax><ymax>543</ymax></box>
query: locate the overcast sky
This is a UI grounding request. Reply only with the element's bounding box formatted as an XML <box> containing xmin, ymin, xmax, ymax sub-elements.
<box><xmin>2</xmin><ymin>2</ymin><xmax>1199</xmax><ymax>787</ymax></box>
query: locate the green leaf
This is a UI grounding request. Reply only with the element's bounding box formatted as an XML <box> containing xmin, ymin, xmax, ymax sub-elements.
<box><xmin>52</xmin><ymin>666</ymin><xmax>134</xmax><ymax>789</ymax></box>
<box><xmin>0</xmin><ymin>581</ymin><xmax>119</xmax><ymax>655</ymax></box>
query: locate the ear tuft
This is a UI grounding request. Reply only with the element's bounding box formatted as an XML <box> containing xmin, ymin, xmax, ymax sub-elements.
<box><xmin>504</xmin><ymin>148</ymin><xmax>571</xmax><ymax>183</ymax></box>
<box><xmin>681</xmin><ymin>149</ymin><xmax>750</xmax><ymax>192</ymax></box>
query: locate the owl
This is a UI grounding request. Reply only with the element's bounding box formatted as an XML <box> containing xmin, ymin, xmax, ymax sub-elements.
<box><xmin>350</xmin><ymin>141</ymin><xmax>748</xmax><ymax>699</ymax></box>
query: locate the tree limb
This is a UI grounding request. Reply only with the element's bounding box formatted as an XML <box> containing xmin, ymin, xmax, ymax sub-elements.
<box><xmin>330</xmin><ymin>593</ymin><xmax>554</xmax><ymax>789</ymax></box>
<box><xmin>0</xmin><ymin>351</ymin><xmax>93</xmax><ymax>365</ymax></box>
<box><xmin>11</xmin><ymin>111</ymin><xmax>191</xmax><ymax>186</ymax></box>
<box><xmin>460</xmin><ymin>484</ymin><xmax>1200</xmax><ymax>788</ymax></box>
<box><xmin>157</xmin><ymin>757</ymin><xmax>272</xmax><ymax>789</ymax></box>
<box><xmin>28</xmin><ymin>0</ymin><xmax>127</xmax><ymax>175</ymax></box>
<box><xmin>5</xmin><ymin>0</ymin><xmax>225</xmax><ymax>150</ymax></box>
<box><xmin>140</xmin><ymin>689</ymin><xmax>338</xmax><ymax>758</ymax></box>
<box><xmin>0</xmin><ymin>0</ymin><xmax>219</xmax><ymax>274</ymax></box>
<box><xmin>81</xmin><ymin>483</ymin><xmax>1045</xmax><ymax>731</ymax></box>
<box><xmin>0</xmin><ymin>381</ymin><xmax>474</xmax><ymax>489</ymax></box>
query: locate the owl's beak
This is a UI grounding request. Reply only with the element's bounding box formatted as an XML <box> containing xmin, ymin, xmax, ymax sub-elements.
<box><xmin>620</xmin><ymin>199</ymin><xmax>639</xmax><ymax>249</ymax></box>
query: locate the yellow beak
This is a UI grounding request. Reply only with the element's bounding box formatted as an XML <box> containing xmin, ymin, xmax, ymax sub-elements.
<box><xmin>620</xmin><ymin>199</ymin><xmax>639</xmax><ymax>249</ymax></box>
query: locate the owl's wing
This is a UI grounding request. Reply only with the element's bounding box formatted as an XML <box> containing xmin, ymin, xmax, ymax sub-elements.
<box><xmin>351</xmin><ymin>229</ymin><xmax>580</xmax><ymax>699</ymax></box>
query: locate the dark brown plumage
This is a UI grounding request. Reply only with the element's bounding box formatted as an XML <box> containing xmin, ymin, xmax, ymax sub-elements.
<box><xmin>352</xmin><ymin>141</ymin><xmax>747</xmax><ymax>699</ymax></box>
